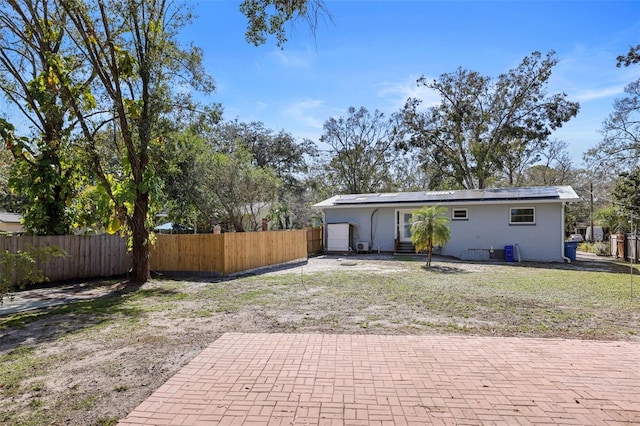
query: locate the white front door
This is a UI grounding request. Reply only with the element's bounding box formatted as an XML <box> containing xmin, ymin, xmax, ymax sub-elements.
<box><xmin>396</xmin><ymin>210</ymin><xmax>414</xmax><ymax>242</ymax></box>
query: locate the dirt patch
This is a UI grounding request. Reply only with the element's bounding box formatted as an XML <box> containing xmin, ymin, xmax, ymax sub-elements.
<box><xmin>0</xmin><ymin>254</ymin><xmax>638</xmax><ymax>425</ymax></box>
<box><xmin>261</xmin><ymin>254</ymin><xmax>410</xmax><ymax>275</ymax></box>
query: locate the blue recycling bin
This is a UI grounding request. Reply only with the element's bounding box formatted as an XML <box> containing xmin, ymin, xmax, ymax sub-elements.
<box><xmin>504</xmin><ymin>245</ymin><xmax>514</xmax><ymax>262</ymax></box>
<box><xmin>564</xmin><ymin>241</ymin><xmax>578</xmax><ymax>261</ymax></box>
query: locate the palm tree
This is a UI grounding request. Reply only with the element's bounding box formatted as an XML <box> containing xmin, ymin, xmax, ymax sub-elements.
<box><xmin>410</xmin><ymin>206</ymin><xmax>451</xmax><ymax>267</ymax></box>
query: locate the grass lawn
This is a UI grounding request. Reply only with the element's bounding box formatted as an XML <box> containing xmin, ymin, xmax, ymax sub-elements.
<box><xmin>0</xmin><ymin>256</ymin><xmax>639</xmax><ymax>425</ymax></box>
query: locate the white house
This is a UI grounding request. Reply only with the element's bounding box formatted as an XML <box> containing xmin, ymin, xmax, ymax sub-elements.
<box><xmin>313</xmin><ymin>186</ymin><xmax>580</xmax><ymax>262</ymax></box>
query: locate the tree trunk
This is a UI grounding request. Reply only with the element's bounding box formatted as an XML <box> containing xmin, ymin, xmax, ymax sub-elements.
<box><xmin>129</xmin><ymin>191</ymin><xmax>150</xmax><ymax>282</ymax></box>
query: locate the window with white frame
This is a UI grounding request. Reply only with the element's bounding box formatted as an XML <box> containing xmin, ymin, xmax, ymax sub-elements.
<box><xmin>510</xmin><ymin>207</ymin><xmax>535</xmax><ymax>224</ymax></box>
<box><xmin>452</xmin><ymin>208</ymin><xmax>468</xmax><ymax>220</ymax></box>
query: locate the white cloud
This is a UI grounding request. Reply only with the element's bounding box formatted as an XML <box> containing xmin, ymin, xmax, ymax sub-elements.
<box><xmin>552</xmin><ymin>46</ymin><xmax>637</xmax><ymax>103</ymax></box>
<box><xmin>375</xmin><ymin>76</ymin><xmax>441</xmax><ymax>111</ymax></box>
<box><xmin>270</xmin><ymin>47</ymin><xmax>314</xmax><ymax>68</ymax></box>
<box><xmin>572</xmin><ymin>85</ymin><xmax>626</xmax><ymax>102</ymax></box>
<box><xmin>283</xmin><ymin>99</ymin><xmax>325</xmax><ymax>129</ymax></box>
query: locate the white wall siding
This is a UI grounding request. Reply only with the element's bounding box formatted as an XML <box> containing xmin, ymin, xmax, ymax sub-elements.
<box><xmin>324</xmin><ymin>207</ymin><xmax>396</xmax><ymax>252</ymax></box>
<box><xmin>443</xmin><ymin>203</ymin><xmax>563</xmax><ymax>262</ymax></box>
<box><xmin>323</xmin><ymin>202</ymin><xmax>564</xmax><ymax>261</ymax></box>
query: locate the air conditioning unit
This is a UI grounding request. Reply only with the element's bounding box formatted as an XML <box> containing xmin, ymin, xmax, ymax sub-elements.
<box><xmin>355</xmin><ymin>242</ymin><xmax>369</xmax><ymax>253</ymax></box>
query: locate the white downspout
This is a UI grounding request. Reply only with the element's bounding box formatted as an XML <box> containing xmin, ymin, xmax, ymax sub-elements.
<box><xmin>561</xmin><ymin>202</ymin><xmax>571</xmax><ymax>263</ymax></box>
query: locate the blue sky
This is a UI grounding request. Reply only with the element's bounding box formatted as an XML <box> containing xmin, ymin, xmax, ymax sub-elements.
<box><xmin>188</xmin><ymin>1</ymin><xmax>639</xmax><ymax>164</ymax></box>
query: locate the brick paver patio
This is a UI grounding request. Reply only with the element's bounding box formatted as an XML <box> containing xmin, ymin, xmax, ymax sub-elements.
<box><xmin>119</xmin><ymin>333</ymin><xmax>640</xmax><ymax>425</ymax></box>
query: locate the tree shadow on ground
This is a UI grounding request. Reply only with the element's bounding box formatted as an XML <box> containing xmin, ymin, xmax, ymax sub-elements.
<box><xmin>421</xmin><ymin>264</ymin><xmax>470</xmax><ymax>274</ymax></box>
<box><xmin>420</xmin><ymin>252</ymin><xmax>636</xmax><ymax>275</ymax></box>
<box><xmin>0</xmin><ymin>288</ymin><xmax>157</xmax><ymax>352</ymax></box>
<box><xmin>151</xmin><ymin>259</ymin><xmax>310</xmax><ymax>283</ymax></box>
<box><xmin>501</xmin><ymin>258</ymin><xmax>636</xmax><ymax>274</ymax></box>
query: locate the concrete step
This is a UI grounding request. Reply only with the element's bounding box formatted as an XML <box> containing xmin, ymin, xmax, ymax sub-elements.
<box><xmin>395</xmin><ymin>242</ymin><xmax>417</xmax><ymax>255</ymax></box>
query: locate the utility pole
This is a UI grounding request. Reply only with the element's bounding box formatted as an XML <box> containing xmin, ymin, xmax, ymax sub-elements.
<box><xmin>631</xmin><ymin>213</ymin><xmax>635</xmax><ymax>300</ymax></box>
<box><xmin>589</xmin><ymin>182</ymin><xmax>594</xmax><ymax>242</ymax></box>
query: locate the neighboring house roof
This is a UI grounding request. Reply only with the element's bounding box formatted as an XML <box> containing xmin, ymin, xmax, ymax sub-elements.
<box><xmin>0</xmin><ymin>212</ymin><xmax>24</xmax><ymax>233</ymax></box>
<box><xmin>0</xmin><ymin>212</ymin><xmax>22</xmax><ymax>224</ymax></box>
<box><xmin>314</xmin><ymin>186</ymin><xmax>580</xmax><ymax>208</ymax></box>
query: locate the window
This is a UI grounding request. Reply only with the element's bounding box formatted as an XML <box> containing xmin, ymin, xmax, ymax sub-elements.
<box><xmin>452</xmin><ymin>209</ymin><xmax>468</xmax><ymax>220</ymax></box>
<box><xmin>510</xmin><ymin>207</ymin><xmax>535</xmax><ymax>224</ymax></box>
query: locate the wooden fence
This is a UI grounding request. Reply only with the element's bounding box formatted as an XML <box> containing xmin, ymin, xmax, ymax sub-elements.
<box><xmin>1</xmin><ymin>227</ymin><xmax>322</xmax><ymax>284</ymax></box>
<box><xmin>1</xmin><ymin>234</ymin><xmax>131</xmax><ymax>283</ymax></box>
<box><xmin>307</xmin><ymin>226</ymin><xmax>323</xmax><ymax>255</ymax></box>
<box><xmin>611</xmin><ymin>234</ymin><xmax>640</xmax><ymax>262</ymax></box>
<box><xmin>150</xmin><ymin>228</ymin><xmax>313</xmax><ymax>276</ymax></box>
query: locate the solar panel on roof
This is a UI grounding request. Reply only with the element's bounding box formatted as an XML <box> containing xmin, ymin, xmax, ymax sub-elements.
<box><xmin>331</xmin><ymin>187</ymin><xmax>560</xmax><ymax>205</ymax></box>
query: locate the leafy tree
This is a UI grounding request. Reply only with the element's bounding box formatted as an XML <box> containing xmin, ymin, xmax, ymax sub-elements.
<box><xmin>612</xmin><ymin>168</ymin><xmax>640</xmax><ymax>229</ymax></box>
<box><xmin>410</xmin><ymin>205</ymin><xmax>451</xmax><ymax>267</ymax></box>
<box><xmin>617</xmin><ymin>44</ymin><xmax>640</xmax><ymax>68</ymax></box>
<box><xmin>59</xmin><ymin>0</ymin><xmax>325</xmax><ymax>283</ymax></box>
<box><xmin>198</xmin><ymin>145</ymin><xmax>281</xmax><ymax>232</ymax></box>
<box><xmin>156</xmin><ymin>128</ymin><xmax>211</xmax><ymax>232</ymax></box>
<box><xmin>381</xmin><ymin>147</ymin><xmax>435</xmax><ymax>191</ymax></box>
<box><xmin>510</xmin><ymin>140</ymin><xmax>574</xmax><ymax>187</ymax></box>
<box><xmin>156</xmin><ymin>117</ymin><xmax>316</xmax><ymax>232</ymax></box>
<box><xmin>321</xmin><ymin>106</ymin><xmax>399</xmax><ymax>194</ymax></box>
<box><xmin>5</xmin><ymin>133</ymin><xmax>84</xmax><ymax>235</ymax></box>
<box><xmin>563</xmin><ymin>168</ymin><xmax>617</xmax><ymax>236</ymax></box>
<box><xmin>586</xmin><ymin>43</ymin><xmax>639</xmax><ymax>171</ymax></box>
<box><xmin>402</xmin><ymin>51</ymin><xmax>580</xmax><ymax>189</ymax></box>
<box><xmin>147</xmin><ymin>107</ymin><xmax>221</xmax><ymax>233</ymax></box>
<box><xmin>305</xmin><ymin>152</ymin><xmax>334</xmax><ymax>195</ymax></box>
<box><xmin>0</xmin><ymin>1</ymin><xmax>84</xmax><ymax>234</ymax></box>
<box><xmin>594</xmin><ymin>205</ymin><xmax>623</xmax><ymax>235</ymax></box>
<box><xmin>55</xmin><ymin>0</ymin><xmax>216</xmax><ymax>281</ymax></box>
<box><xmin>268</xmin><ymin>203</ymin><xmax>291</xmax><ymax>230</ymax></box>
<box><xmin>500</xmin><ymin>138</ymin><xmax>545</xmax><ymax>187</ymax></box>
<box><xmin>209</xmin><ymin>120</ymin><xmax>317</xmax><ymax>191</ymax></box>
<box><xmin>69</xmin><ymin>183</ymin><xmax>114</xmax><ymax>233</ymax></box>
<box><xmin>240</xmin><ymin>0</ymin><xmax>329</xmax><ymax>47</ymax></box>
<box><xmin>0</xmin><ymin>149</ymin><xmax>23</xmax><ymax>212</ymax></box>
<box><xmin>208</xmin><ymin>120</ymin><xmax>318</xmax><ymax>229</ymax></box>
<box><xmin>528</xmin><ymin>140</ymin><xmax>573</xmax><ymax>186</ymax></box>
<box><xmin>0</xmin><ymin>0</ymin><xmax>326</xmax><ymax>281</ymax></box>
<box><xmin>585</xmin><ymin>79</ymin><xmax>640</xmax><ymax>170</ymax></box>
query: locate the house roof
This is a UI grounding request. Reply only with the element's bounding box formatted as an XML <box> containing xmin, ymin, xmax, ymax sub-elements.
<box><xmin>314</xmin><ymin>186</ymin><xmax>580</xmax><ymax>209</ymax></box>
<box><xmin>0</xmin><ymin>212</ymin><xmax>22</xmax><ymax>223</ymax></box>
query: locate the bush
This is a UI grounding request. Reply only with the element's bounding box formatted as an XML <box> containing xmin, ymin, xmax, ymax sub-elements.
<box><xmin>578</xmin><ymin>242</ymin><xmax>610</xmax><ymax>256</ymax></box>
<box><xmin>0</xmin><ymin>246</ymin><xmax>66</xmax><ymax>303</ymax></box>
<box><xmin>594</xmin><ymin>242</ymin><xmax>610</xmax><ymax>256</ymax></box>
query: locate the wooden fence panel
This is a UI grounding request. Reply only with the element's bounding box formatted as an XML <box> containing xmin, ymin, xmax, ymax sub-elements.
<box><xmin>612</xmin><ymin>234</ymin><xmax>640</xmax><ymax>262</ymax></box>
<box><xmin>151</xmin><ymin>230</ymin><xmax>308</xmax><ymax>276</ymax></box>
<box><xmin>627</xmin><ymin>235</ymin><xmax>640</xmax><ymax>262</ymax></box>
<box><xmin>220</xmin><ymin>230</ymin><xmax>307</xmax><ymax>275</ymax></box>
<box><xmin>150</xmin><ymin>234</ymin><xmax>225</xmax><ymax>273</ymax></box>
<box><xmin>1</xmin><ymin>234</ymin><xmax>131</xmax><ymax>284</ymax></box>
<box><xmin>152</xmin><ymin>234</ymin><xmax>181</xmax><ymax>271</ymax></box>
<box><xmin>307</xmin><ymin>226</ymin><xmax>323</xmax><ymax>255</ymax></box>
